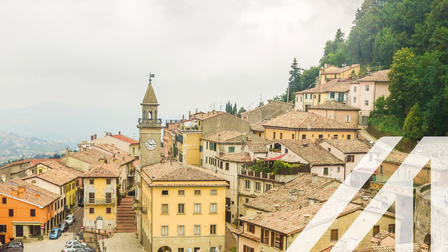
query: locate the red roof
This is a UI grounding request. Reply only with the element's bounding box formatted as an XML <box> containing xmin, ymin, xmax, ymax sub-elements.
<box><xmin>264</xmin><ymin>153</ymin><xmax>287</xmax><ymax>161</ymax></box>
<box><xmin>111</xmin><ymin>134</ymin><xmax>138</xmax><ymax>144</ymax></box>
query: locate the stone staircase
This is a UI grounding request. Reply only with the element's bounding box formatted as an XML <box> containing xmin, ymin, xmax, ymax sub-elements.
<box><xmin>116</xmin><ymin>197</ymin><xmax>137</xmax><ymax>233</ymax></box>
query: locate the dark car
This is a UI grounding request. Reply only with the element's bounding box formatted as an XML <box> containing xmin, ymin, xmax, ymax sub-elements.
<box><xmin>58</xmin><ymin>221</ymin><xmax>69</xmax><ymax>232</ymax></box>
<box><xmin>78</xmin><ymin>198</ymin><xmax>84</xmax><ymax>207</ymax></box>
<box><xmin>0</xmin><ymin>241</ymin><xmax>23</xmax><ymax>251</ymax></box>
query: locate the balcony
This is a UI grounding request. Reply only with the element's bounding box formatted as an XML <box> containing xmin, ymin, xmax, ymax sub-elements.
<box><xmin>138</xmin><ymin>118</ymin><xmax>162</xmax><ymax>125</ymax></box>
<box><xmin>86</xmin><ymin>198</ymin><xmax>115</xmax><ymax>206</ymax></box>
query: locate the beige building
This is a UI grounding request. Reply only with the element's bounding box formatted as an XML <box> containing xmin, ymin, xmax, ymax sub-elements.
<box><xmin>79</xmin><ymin>132</ymin><xmax>140</xmax><ymax>157</ymax></box>
<box><xmin>262</xmin><ymin>111</ymin><xmax>359</xmax><ymax>142</ymax></box>
<box><xmin>319</xmin><ymin>64</ymin><xmax>360</xmax><ymax>84</ymax></box>
<box><xmin>241</xmin><ymin>100</ymin><xmax>293</xmax><ymax>124</ymax></box>
<box><xmin>347</xmin><ymin>70</ymin><xmax>391</xmax><ymax>126</ymax></box>
<box><xmin>140</xmin><ymin>162</ymin><xmax>228</xmax><ymax>252</ymax></box>
<box><xmin>307</xmin><ymin>101</ymin><xmax>360</xmax><ymax>127</ymax></box>
<box><xmin>0</xmin><ymin>160</ymin><xmax>33</xmax><ymax>181</ymax></box>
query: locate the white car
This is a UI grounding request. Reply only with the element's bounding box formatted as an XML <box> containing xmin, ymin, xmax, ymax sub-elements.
<box><xmin>65</xmin><ymin>214</ymin><xmax>76</xmax><ymax>225</ymax></box>
<box><xmin>65</xmin><ymin>240</ymin><xmax>86</xmax><ymax>248</ymax></box>
<box><xmin>61</xmin><ymin>249</ymin><xmax>78</xmax><ymax>252</ymax></box>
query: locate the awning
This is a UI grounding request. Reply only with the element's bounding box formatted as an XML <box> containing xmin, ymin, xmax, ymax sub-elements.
<box><xmin>264</xmin><ymin>153</ymin><xmax>286</xmax><ymax>161</ymax></box>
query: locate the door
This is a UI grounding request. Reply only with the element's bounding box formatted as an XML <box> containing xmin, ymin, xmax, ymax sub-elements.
<box><xmin>225</xmin><ymin>211</ymin><xmax>231</xmax><ymax>223</ymax></box>
<box><xmin>0</xmin><ymin>235</ymin><xmax>5</xmax><ymax>245</ymax></box>
<box><xmin>362</xmin><ymin>116</ymin><xmax>368</xmax><ymax>126</ymax></box>
<box><xmin>15</xmin><ymin>225</ymin><xmax>23</xmax><ymax>237</ymax></box>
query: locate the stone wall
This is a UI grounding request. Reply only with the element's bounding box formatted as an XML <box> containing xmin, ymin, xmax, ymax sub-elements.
<box><xmin>414</xmin><ymin>183</ymin><xmax>431</xmax><ymax>246</ymax></box>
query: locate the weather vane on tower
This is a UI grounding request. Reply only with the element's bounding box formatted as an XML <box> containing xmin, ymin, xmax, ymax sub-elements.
<box><xmin>146</xmin><ymin>72</ymin><xmax>155</xmax><ymax>84</ymax></box>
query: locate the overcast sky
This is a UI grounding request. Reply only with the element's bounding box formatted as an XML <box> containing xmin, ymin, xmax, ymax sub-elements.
<box><xmin>0</xmin><ymin>0</ymin><xmax>363</xmax><ymax>121</ymax></box>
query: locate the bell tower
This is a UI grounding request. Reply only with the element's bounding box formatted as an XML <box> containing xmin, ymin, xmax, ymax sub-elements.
<box><xmin>137</xmin><ymin>73</ymin><xmax>162</xmax><ymax>168</ymax></box>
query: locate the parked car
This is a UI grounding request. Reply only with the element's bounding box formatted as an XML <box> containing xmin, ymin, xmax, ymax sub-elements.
<box><xmin>79</xmin><ymin>248</ymin><xmax>95</xmax><ymax>252</ymax></box>
<box><xmin>0</xmin><ymin>241</ymin><xmax>24</xmax><ymax>251</ymax></box>
<box><xmin>61</xmin><ymin>248</ymin><xmax>79</xmax><ymax>252</ymax></box>
<box><xmin>58</xmin><ymin>221</ymin><xmax>69</xmax><ymax>232</ymax></box>
<box><xmin>65</xmin><ymin>240</ymin><xmax>87</xmax><ymax>248</ymax></box>
<box><xmin>78</xmin><ymin>198</ymin><xmax>84</xmax><ymax>207</ymax></box>
<box><xmin>49</xmin><ymin>228</ymin><xmax>62</xmax><ymax>239</ymax></box>
<box><xmin>3</xmin><ymin>241</ymin><xmax>23</xmax><ymax>249</ymax></box>
<box><xmin>65</xmin><ymin>214</ymin><xmax>76</xmax><ymax>225</ymax></box>
<box><xmin>69</xmin><ymin>244</ymin><xmax>86</xmax><ymax>250</ymax></box>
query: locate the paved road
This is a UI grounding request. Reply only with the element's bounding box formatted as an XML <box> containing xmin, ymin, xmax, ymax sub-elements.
<box><xmin>67</xmin><ymin>206</ymin><xmax>84</xmax><ymax>237</ymax></box>
<box><xmin>103</xmin><ymin>233</ymin><xmax>144</xmax><ymax>252</ymax></box>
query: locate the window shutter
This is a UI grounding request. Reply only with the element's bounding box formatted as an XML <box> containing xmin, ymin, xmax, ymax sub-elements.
<box><xmin>279</xmin><ymin>234</ymin><xmax>284</xmax><ymax>250</ymax></box>
<box><xmin>243</xmin><ymin>245</ymin><xmax>246</xmax><ymax>252</ymax></box>
<box><xmin>266</xmin><ymin>230</ymin><xmax>270</xmax><ymax>245</ymax></box>
<box><xmin>261</xmin><ymin>228</ymin><xmax>264</xmax><ymax>242</ymax></box>
<box><xmin>271</xmin><ymin>231</ymin><xmax>275</xmax><ymax>248</ymax></box>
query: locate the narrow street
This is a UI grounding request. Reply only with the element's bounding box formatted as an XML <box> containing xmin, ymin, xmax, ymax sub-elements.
<box><xmin>67</xmin><ymin>206</ymin><xmax>84</xmax><ymax>237</ymax></box>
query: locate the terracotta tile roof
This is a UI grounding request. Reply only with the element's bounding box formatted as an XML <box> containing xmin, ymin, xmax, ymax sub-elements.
<box><xmin>250</xmin><ymin>120</ymin><xmax>269</xmax><ymax>132</ymax></box>
<box><xmin>309</xmin><ymin>101</ymin><xmax>360</xmax><ymax>111</ymax></box>
<box><xmin>217</xmin><ymin>153</ymin><xmax>252</xmax><ymax>163</ymax></box>
<box><xmin>241</xmin><ymin>202</ymin><xmax>361</xmax><ymax>235</ymax></box>
<box><xmin>70</xmin><ymin>149</ymin><xmax>133</xmax><ymax>168</ymax></box>
<box><xmin>321</xmin><ymin>64</ymin><xmax>360</xmax><ymax>75</ymax></box>
<box><xmin>372</xmin><ymin>230</ymin><xmax>395</xmax><ymax>241</ymax></box>
<box><xmin>0</xmin><ymin>178</ymin><xmax>60</xmax><ymax>208</ymax></box>
<box><xmin>244</xmin><ymin>140</ymin><xmax>272</xmax><ymax>153</ymax></box>
<box><xmin>242</xmin><ymin>104</ymin><xmax>271</xmax><ymax>115</ymax></box>
<box><xmin>262</xmin><ymin>111</ymin><xmax>358</xmax><ymax>130</ymax></box>
<box><xmin>327</xmin><ymin>83</ymin><xmax>351</xmax><ymax>92</ymax></box>
<box><xmin>201</xmin><ymin>130</ymin><xmax>244</xmax><ymax>143</ymax></box>
<box><xmin>193</xmin><ymin>111</ymin><xmax>225</xmax><ymax>120</ymax></box>
<box><xmin>142</xmin><ymin>162</ymin><xmax>226</xmax><ymax>182</ymax></box>
<box><xmin>276</xmin><ymin>139</ymin><xmax>344</xmax><ymax>166</ymax></box>
<box><xmin>33</xmin><ymin>160</ymin><xmax>83</xmax><ymax>176</ymax></box>
<box><xmin>358</xmin><ymin>70</ymin><xmax>390</xmax><ymax>82</ymax></box>
<box><xmin>23</xmin><ymin>168</ymin><xmax>77</xmax><ymax>186</ymax></box>
<box><xmin>81</xmin><ymin>163</ymin><xmax>120</xmax><ymax>178</ymax></box>
<box><xmin>111</xmin><ymin>134</ymin><xmax>139</xmax><ymax>144</ymax></box>
<box><xmin>240</xmin><ymin>232</ymin><xmax>260</xmax><ymax>242</ymax></box>
<box><xmin>30</xmin><ymin>159</ymin><xmax>60</xmax><ymax>166</ymax></box>
<box><xmin>133</xmin><ymin>160</ymin><xmax>139</xmax><ymax>169</ymax></box>
<box><xmin>378</xmin><ymin>150</ymin><xmax>430</xmax><ymax>168</ymax></box>
<box><xmin>371</xmin><ymin>244</ymin><xmax>421</xmax><ymax>252</ymax></box>
<box><xmin>244</xmin><ymin>174</ymin><xmax>341</xmax><ymax>212</ymax></box>
<box><xmin>0</xmin><ymin>159</ymin><xmax>32</xmax><ymax>170</ymax></box>
<box><xmin>296</xmin><ymin>79</ymin><xmax>352</xmax><ymax>95</ymax></box>
<box><xmin>323</xmin><ymin>139</ymin><xmax>371</xmax><ymax>154</ymax></box>
<box><xmin>92</xmin><ymin>144</ymin><xmax>135</xmax><ymax>163</ymax></box>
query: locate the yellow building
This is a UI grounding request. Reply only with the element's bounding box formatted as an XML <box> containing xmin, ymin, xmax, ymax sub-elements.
<box><xmin>307</xmin><ymin>101</ymin><xmax>360</xmax><ymax>127</ymax></box>
<box><xmin>81</xmin><ymin>163</ymin><xmax>119</xmax><ymax>231</ymax></box>
<box><xmin>320</xmin><ymin>64</ymin><xmax>360</xmax><ymax>84</ymax></box>
<box><xmin>262</xmin><ymin>111</ymin><xmax>358</xmax><ymax>142</ymax></box>
<box><xmin>140</xmin><ymin>162</ymin><xmax>228</xmax><ymax>252</ymax></box>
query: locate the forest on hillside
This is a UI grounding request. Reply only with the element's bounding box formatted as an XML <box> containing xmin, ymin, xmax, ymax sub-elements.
<box><xmin>279</xmin><ymin>0</ymin><xmax>448</xmax><ymax>139</ymax></box>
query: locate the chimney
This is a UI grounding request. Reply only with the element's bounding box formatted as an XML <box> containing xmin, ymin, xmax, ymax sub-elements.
<box><xmin>257</xmin><ymin>211</ymin><xmax>262</xmax><ymax>215</ymax></box>
<box><xmin>18</xmin><ymin>186</ymin><xmax>26</xmax><ymax>199</ymax></box>
<box><xmin>94</xmin><ymin>134</ymin><xmax>97</xmax><ymax>139</ymax></box>
<box><xmin>109</xmin><ymin>132</ymin><xmax>112</xmax><ymax>136</ymax></box>
<box><xmin>182</xmin><ymin>115</ymin><xmax>185</xmax><ymax>121</ymax></box>
<box><xmin>91</xmin><ymin>135</ymin><xmax>94</xmax><ymax>141</ymax></box>
<box><xmin>196</xmin><ymin>108</ymin><xmax>198</xmax><ymax>113</ymax></box>
<box><xmin>311</xmin><ymin>173</ymin><xmax>318</xmax><ymax>183</ymax></box>
<box><xmin>218</xmin><ymin>134</ymin><xmax>221</xmax><ymax>141</ymax></box>
<box><xmin>117</xmin><ymin>151</ymin><xmax>120</xmax><ymax>157</ymax></box>
<box><xmin>118</xmin><ymin>131</ymin><xmax>121</xmax><ymax>135</ymax></box>
<box><xmin>35</xmin><ymin>193</ymin><xmax>40</xmax><ymax>198</ymax></box>
<box><xmin>325</xmin><ymin>63</ymin><xmax>329</xmax><ymax>68</ymax></box>
<box><xmin>273</xmin><ymin>205</ymin><xmax>280</xmax><ymax>211</ymax></box>
<box><xmin>65</xmin><ymin>148</ymin><xmax>70</xmax><ymax>158</ymax></box>
<box><xmin>122</xmin><ymin>156</ymin><xmax>125</xmax><ymax>161</ymax></box>
<box><xmin>104</xmin><ymin>131</ymin><xmax>108</xmax><ymax>137</ymax></box>
<box><xmin>11</xmin><ymin>189</ymin><xmax>18</xmax><ymax>198</ymax></box>
<box><xmin>298</xmin><ymin>189</ymin><xmax>305</xmax><ymax>196</ymax></box>
<box><xmin>189</xmin><ymin>111</ymin><xmax>191</xmax><ymax>119</ymax></box>
<box><xmin>304</xmin><ymin>214</ymin><xmax>310</xmax><ymax>223</ymax></box>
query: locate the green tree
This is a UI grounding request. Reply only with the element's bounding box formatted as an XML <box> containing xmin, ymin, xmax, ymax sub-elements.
<box><xmin>402</xmin><ymin>103</ymin><xmax>424</xmax><ymax>139</ymax></box>
<box><xmin>237</xmin><ymin>107</ymin><xmax>246</xmax><ymax>118</ymax></box>
<box><xmin>288</xmin><ymin>57</ymin><xmax>303</xmax><ymax>96</ymax></box>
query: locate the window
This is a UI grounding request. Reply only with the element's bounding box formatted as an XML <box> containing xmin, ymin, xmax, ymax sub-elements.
<box><xmin>345</xmin><ymin>116</ymin><xmax>351</xmax><ymax>123</ymax></box>
<box><xmin>330</xmin><ymin>92</ymin><xmax>335</xmax><ymax>99</ymax></box>
<box><xmin>206</xmin><ymin>157</ymin><xmax>208</xmax><ymax>164</ymax></box>
<box><xmin>89</xmin><ymin>192</ymin><xmax>95</xmax><ymax>203</ymax></box>
<box><xmin>305</xmin><ymin>94</ymin><xmax>308</xmax><ymax>99</ymax></box>
<box><xmin>229</xmin><ymin>147</ymin><xmax>235</xmax><ymax>153</ymax></box>
<box><xmin>353</xmin><ymin>97</ymin><xmax>357</xmax><ymax>103</ymax></box>
<box><xmin>30</xmin><ymin>209</ymin><xmax>36</xmax><ymax>217</ymax></box>
<box><xmin>300</xmin><ymin>97</ymin><xmax>302</xmax><ymax>102</ymax></box>
<box><xmin>333</xmin><ymin>135</ymin><xmax>338</xmax><ymax>139</ymax></box>
<box><xmin>261</xmin><ymin>229</ymin><xmax>270</xmax><ymax>245</ymax></box>
<box><xmin>354</xmin><ymin>86</ymin><xmax>357</xmax><ymax>92</ymax></box>
<box><xmin>346</xmin><ymin>155</ymin><xmax>355</xmax><ymax>163</ymax></box>
<box><xmin>210</xmin><ymin>189</ymin><xmax>217</xmax><ymax>195</ymax></box>
<box><xmin>194</xmin><ymin>248</ymin><xmax>200</xmax><ymax>252</ymax></box>
<box><xmin>292</xmin><ymin>134</ymin><xmax>294</xmax><ymax>139</ymax></box>
<box><xmin>319</xmin><ymin>134</ymin><xmax>323</xmax><ymax>139</ymax></box>
<box><xmin>302</xmin><ymin>134</ymin><xmax>306</xmax><ymax>139</ymax></box>
<box><xmin>89</xmin><ymin>208</ymin><xmax>94</xmax><ymax>214</ymax></box>
<box><xmin>245</xmin><ymin>198</ymin><xmax>249</xmax><ymax>203</ymax></box>
<box><xmin>373</xmin><ymin>225</ymin><xmax>380</xmax><ymax>236</ymax></box>
<box><xmin>178</xmin><ymin>190</ymin><xmax>185</xmax><ymax>196</ymax></box>
<box><xmin>210</xmin><ymin>225</ymin><xmax>216</xmax><ymax>235</ymax></box>
<box><xmin>210</xmin><ymin>203</ymin><xmax>217</xmax><ymax>213</ymax></box>
<box><xmin>106</xmin><ymin>207</ymin><xmax>111</xmax><ymax>214</ymax></box>
<box><xmin>266</xmin><ymin>184</ymin><xmax>272</xmax><ymax>191</ymax></box>
<box><xmin>89</xmin><ymin>179</ymin><xmax>94</xmax><ymax>185</ymax></box>
<box><xmin>194</xmin><ymin>225</ymin><xmax>201</xmax><ymax>235</ymax></box>
<box><xmin>106</xmin><ymin>179</ymin><xmax>111</xmax><ymax>185</ymax></box>
<box><xmin>162</xmin><ymin>204</ymin><xmax>169</xmax><ymax>214</ymax></box>
<box><xmin>194</xmin><ymin>190</ymin><xmax>201</xmax><ymax>196</ymax></box>
<box><xmin>365</xmin><ymin>100</ymin><xmax>369</xmax><ymax>106</ymax></box>
<box><xmin>106</xmin><ymin>192</ymin><xmax>112</xmax><ymax>203</ymax></box>
<box><xmin>324</xmin><ymin>168</ymin><xmax>329</xmax><ymax>175</ymax></box>
<box><xmin>247</xmin><ymin>223</ymin><xmax>255</xmax><ymax>233</ymax></box>
<box><xmin>178</xmin><ymin>225</ymin><xmax>184</xmax><ymax>235</ymax></box>
<box><xmin>243</xmin><ymin>245</ymin><xmax>255</xmax><ymax>252</ymax></box>
<box><xmin>380</xmin><ymin>165</ymin><xmax>384</xmax><ymax>175</ymax></box>
<box><xmin>225</xmin><ymin>163</ymin><xmax>229</xmax><ymax>171</ymax></box>
<box><xmin>2</xmin><ymin>197</ymin><xmax>6</xmax><ymax>204</ymax></box>
<box><xmin>206</xmin><ymin>142</ymin><xmax>209</xmax><ymax>149</ymax></box>
<box><xmin>273</xmin><ymin>132</ymin><xmax>276</xmax><ymax>140</ymax></box>
<box><xmin>162</xmin><ymin>190</ymin><xmax>169</xmax><ymax>196</ymax></box>
<box><xmin>274</xmin><ymin>233</ymin><xmax>284</xmax><ymax>250</ymax></box>
<box><xmin>199</xmin><ymin>146</ymin><xmax>203</xmax><ymax>152</ymax></box>
<box><xmin>255</xmin><ymin>182</ymin><xmax>261</xmax><ymax>192</ymax></box>
<box><xmin>347</xmin><ymin>135</ymin><xmax>351</xmax><ymax>139</ymax></box>
<box><xmin>337</xmin><ymin>167</ymin><xmax>340</xmax><ymax>173</ymax></box>
<box><xmin>245</xmin><ymin>180</ymin><xmax>251</xmax><ymax>189</ymax></box>
<box><xmin>0</xmin><ymin>225</ymin><xmax>6</xmax><ymax>233</ymax></box>
<box><xmin>330</xmin><ymin>229</ymin><xmax>338</xmax><ymax>241</ymax></box>
<box><xmin>178</xmin><ymin>204</ymin><xmax>185</xmax><ymax>214</ymax></box>
<box><xmin>365</xmin><ymin>85</ymin><xmax>369</xmax><ymax>91</ymax></box>
<box><xmin>194</xmin><ymin>203</ymin><xmax>201</xmax><ymax>214</ymax></box>
<box><xmin>280</xmin><ymin>133</ymin><xmax>282</xmax><ymax>139</ymax></box>
<box><xmin>161</xmin><ymin>226</ymin><xmax>168</xmax><ymax>236</ymax></box>
<box><xmin>388</xmin><ymin>224</ymin><xmax>395</xmax><ymax>233</ymax></box>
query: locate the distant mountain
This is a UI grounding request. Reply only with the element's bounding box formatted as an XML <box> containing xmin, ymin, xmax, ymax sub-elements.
<box><xmin>0</xmin><ymin>101</ymin><xmax>141</xmax><ymax>146</ymax></box>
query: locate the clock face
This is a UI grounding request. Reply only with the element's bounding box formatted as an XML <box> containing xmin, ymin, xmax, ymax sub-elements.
<box><xmin>145</xmin><ymin>139</ymin><xmax>157</xmax><ymax>151</ymax></box>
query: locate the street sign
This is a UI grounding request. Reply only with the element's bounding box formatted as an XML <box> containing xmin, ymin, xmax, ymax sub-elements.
<box><xmin>81</xmin><ymin>226</ymin><xmax>84</xmax><ymax>230</ymax></box>
<box><xmin>41</xmin><ymin>225</ymin><xmax>44</xmax><ymax>230</ymax></box>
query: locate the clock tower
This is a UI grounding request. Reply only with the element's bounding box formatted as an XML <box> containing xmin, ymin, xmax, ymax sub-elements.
<box><xmin>137</xmin><ymin>75</ymin><xmax>162</xmax><ymax>169</ymax></box>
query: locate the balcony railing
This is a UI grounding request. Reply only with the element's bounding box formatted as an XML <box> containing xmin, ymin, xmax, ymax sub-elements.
<box><xmin>138</xmin><ymin>118</ymin><xmax>162</xmax><ymax>125</ymax></box>
<box><xmin>86</xmin><ymin>198</ymin><xmax>115</xmax><ymax>205</ymax></box>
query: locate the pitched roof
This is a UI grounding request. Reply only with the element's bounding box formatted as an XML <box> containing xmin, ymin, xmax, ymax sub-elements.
<box><xmin>327</xmin><ymin>83</ymin><xmax>351</xmax><ymax>92</ymax></box>
<box><xmin>276</xmin><ymin>139</ymin><xmax>344</xmax><ymax>166</ymax></box>
<box><xmin>240</xmin><ymin>202</ymin><xmax>361</xmax><ymax>235</ymax></box>
<box><xmin>371</xmin><ymin>244</ymin><xmax>421</xmax><ymax>252</ymax></box>
<box><xmin>321</xmin><ymin>64</ymin><xmax>360</xmax><ymax>75</ymax></box>
<box><xmin>250</xmin><ymin>120</ymin><xmax>270</xmax><ymax>132</ymax></box>
<box><xmin>70</xmin><ymin>149</ymin><xmax>132</xmax><ymax>168</ymax></box>
<box><xmin>379</xmin><ymin>150</ymin><xmax>430</xmax><ymax>168</ymax></box>
<box><xmin>142</xmin><ymin>162</ymin><xmax>226</xmax><ymax>182</ymax></box>
<box><xmin>142</xmin><ymin>83</ymin><xmax>158</xmax><ymax>104</ymax></box>
<box><xmin>244</xmin><ymin>140</ymin><xmax>273</xmax><ymax>153</ymax></box>
<box><xmin>92</xmin><ymin>143</ymin><xmax>135</xmax><ymax>163</ymax></box>
<box><xmin>201</xmin><ymin>130</ymin><xmax>244</xmax><ymax>143</ymax></box>
<box><xmin>30</xmin><ymin>159</ymin><xmax>60</xmax><ymax>166</ymax></box>
<box><xmin>33</xmin><ymin>160</ymin><xmax>83</xmax><ymax>176</ymax></box>
<box><xmin>358</xmin><ymin>70</ymin><xmax>390</xmax><ymax>82</ymax></box>
<box><xmin>309</xmin><ymin>101</ymin><xmax>360</xmax><ymax>111</ymax></box>
<box><xmin>262</xmin><ymin>111</ymin><xmax>358</xmax><ymax>130</ymax></box>
<box><xmin>0</xmin><ymin>179</ymin><xmax>60</xmax><ymax>208</ymax></box>
<box><xmin>216</xmin><ymin>153</ymin><xmax>252</xmax><ymax>163</ymax></box>
<box><xmin>244</xmin><ymin>174</ymin><xmax>341</xmax><ymax>212</ymax></box>
<box><xmin>0</xmin><ymin>159</ymin><xmax>32</xmax><ymax>170</ymax></box>
<box><xmin>81</xmin><ymin>163</ymin><xmax>120</xmax><ymax>178</ymax></box>
<box><xmin>110</xmin><ymin>134</ymin><xmax>139</xmax><ymax>144</ymax></box>
<box><xmin>323</xmin><ymin>139</ymin><xmax>371</xmax><ymax>154</ymax></box>
<box><xmin>23</xmin><ymin>168</ymin><xmax>77</xmax><ymax>186</ymax></box>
